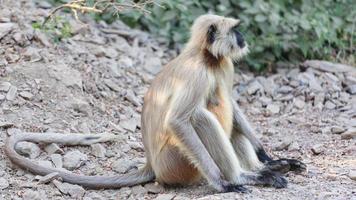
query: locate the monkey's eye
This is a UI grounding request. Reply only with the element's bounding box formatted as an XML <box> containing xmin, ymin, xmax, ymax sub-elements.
<box><xmin>207</xmin><ymin>24</ymin><xmax>217</xmax><ymax>44</ymax></box>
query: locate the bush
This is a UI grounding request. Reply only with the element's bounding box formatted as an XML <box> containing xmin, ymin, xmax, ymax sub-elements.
<box><xmin>117</xmin><ymin>0</ymin><xmax>355</xmax><ymax>71</ymax></box>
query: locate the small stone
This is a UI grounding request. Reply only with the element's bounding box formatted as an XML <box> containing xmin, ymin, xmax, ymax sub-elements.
<box><xmin>145</xmin><ymin>182</ymin><xmax>164</xmax><ymax>194</ymax></box>
<box><xmin>104</xmin><ymin>79</ymin><xmax>120</xmax><ymax>92</ymax></box>
<box><xmin>38</xmin><ymin>161</ymin><xmax>53</xmax><ymax>168</ymax></box>
<box><xmin>112</xmin><ymin>159</ymin><xmax>134</xmax><ymax>174</ymax></box>
<box><xmin>71</xmin><ymin>98</ymin><xmax>91</xmax><ymax>116</ymax></box>
<box><xmin>348</xmin><ymin>170</ymin><xmax>356</xmax><ymax>181</ymax></box>
<box><xmin>131</xmin><ymin>185</ymin><xmax>148</xmax><ymax>196</ymax></box>
<box><xmin>53</xmin><ymin>180</ymin><xmax>86</xmax><ymax>198</ymax></box>
<box><xmin>311</xmin><ymin>144</ymin><xmax>324</xmax><ymax>155</ymax></box>
<box><xmin>119</xmin><ymin>117</ymin><xmax>138</xmax><ymax>132</ymax></box>
<box><xmin>154</xmin><ymin>194</ymin><xmax>175</xmax><ymax>200</ymax></box>
<box><xmin>294</xmin><ymin>99</ymin><xmax>305</xmax><ymax>109</ymax></box>
<box><xmin>91</xmin><ymin>144</ymin><xmax>106</xmax><ymax>158</ymax></box>
<box><xmin>15</xmin><ymin>141</ymin><xmax>41</xmax><ymax>159</ymax></box>
<box><xmin>0</xmin><ymin>177</ymin><xmax>9</xmax><ymax>189</ymax></box>
<box><xmin>104</xmin><ymin>47</ymin><xmax>118</xmax><ymax>58</ymax></box>
<box><xmin>143</xmin><ymin>57</ymin><xmax>162</xmax><ymax>75</ymax></box>
<box><xmin>0</xmin><ymin>82</ymin><xmax>11</xmax><ymax>91</ymax></box>
<box><xmin>83</xmin><ymin>192</ymin><xmax>105</xmax><ymax>200</ymax></box>
<box><xmin>125</xmin><ymin>90</ymin><xmax>141</xmax><ymax>107</ymax></box>
<box><xmin>50</xmin><ymin>154</ymin><xmax>63</xmax><ymax>168</ymax></box>
<box><xmin>22</xmin><ymin>189</ymin><xmax>41</xmax><ymax>200</ymax></box>
<box><xmin>6</xmin><ymin>85</ymin><xmax>17</xmax><ymax>100</ymax></box>
<box><xmin>0</xmin><ymin>94</ymin><xmax>5</xmax><ymax>100</ymax></box>
<box><xmin>0</xmin><ymin>23</ymin><xmax>15</xmax><ymax>39</ymax></box>
<box><xmin>341</xmin><ymin>129</ymin><xmax>356</xmax><ymax>140</ymax></box>
<box><xmin>274</xmin><ymin>138</ymin><xmax>293</xmax><ymax>151</ymax></box>
<box><xmin>19</xmin><ymin>91</ymin><xmax>34</xmax><ymax>100</ymax></box>
<box><xmin>288</xmin><ymin>142</ymin><xmax>300</xmax><ymax>151</ymax></box>
<box><xmin>346</xmin><ymin>85</ymin><xmax>356</xmax><ymax>95</ymax></box>
<box><xmin>118</xmin><ymin>56</ymin><xmax>134</xmax><ymax>68</ymax></box>
<box><xmin>324</xmin><ymin>101</ymin><xmax>336</xmax><ymax>110</ymax></box>
<box><xmin>45</xmin><ymin>143</ymin><xmax>64</xmax><ymax>155</ymax></box>
<box><xmin>247</xmin><ymin>80</ymin><xmax>263</xmax><ymax>95</ymax></box>
<box><xmin>330</xmin><ymin>126</ymin><xmax>346</xmax><ymax>134</ymax></box>
<box><xmin>266</xmin><ymin>104</ymin><xmax>280</xmax><ymax>115</ymax></box>
<box><xmin>37</xmin><ymin>1</ymin><xmax>52</xmax><ymax>9</ymax></box>
<box><xmin>38</xmin><ymin>172</ymin><xmax>60</xmax><ymax>184</ymax></box>
<box><xmin>63</xmin><ymin>150</ymin><xmax>88</xmax><ymax>170</ymax></box>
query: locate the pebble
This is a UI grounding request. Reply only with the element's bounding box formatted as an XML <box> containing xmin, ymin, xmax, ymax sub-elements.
<box><xmin>45</xmin><ymin>143</ymin><xmax>64</xmax><ymax>155</ymax></box>
<box><xmin>19</xmin><ymin>91</ymin><xmax>34</xmax><ymax>100</ymax></box>
<box><xmin>0</xmin><ymin>177</ymin><xmax>9</xmax><ymax>189</ymax></box>
<box><xmin>131</xmin><ymin>185</ymin><xmax>148</xmax><ymax>196</ymax></box>
<box><xmin>22</xmin><ymin>189</ymin><xmax>41</xmax><ymax>200</ymax></box>
<box><xmin>83</xmin><ymin>192</ymin><xmax>105</xmax><ymax>200</ymax></box>
<box><xmin>341</xmin><ymin>128</ymin><xmax>356</xmax><ymax>139</ymax></box>
<box><xmin>91</xmin><ymin>143</ymin><xmax>106</xmax><ymax>158</ymax></box>
<box><xmin>118</xmin><ymin>56</ymin><xmax>134</xmax><ymax>68</ymax></box>
<box><xmin>143</xmin><ymin>57</ymin><xmax>162</xmax><ymax>75</ymax></box>
<box><xmin>348</xmin><ymin>170</ymin><xmax>356</xmax><ymax>181</ymax></box>
<box><xmin>346</xmin><ymin>84</ymin><xmax>356</xmax><ymax>95</ymax></box>
<box><xmin>154</xmin><ymin>194</ymin><xmax>175</xmax><ymax>200</ymax></box>
<box><xmin>63</xmin><ymin>150</ymin><xmax>88</xmax><ymax>170</ymax></box>
<box><xmin>15</xmin><ymin>141</ymin><xmax>41</xmax><ymax>159</ymax></box>
<box><xmin>324</xmin><ymin>101</ymin><xmax>336</xmax><ymax>110</ymax></box>
<box><xmin>274</xmin><ymin>138</ymin><xmax>293</xmax><ymax>151</ymax></box>
<box><xmin>330</xmin><ymin>126</ymin><xmax>345</xmax><ymax>134</ymax></box>
<box><xmin>0</xmin><ymin>81</ymin><xmax>11</xmax><ymax>91</ymax></box>
<box><xmin>38</xmin><ymin>161</ymin><xmax>53</xmax><ymax>168</ymax></box>
<box><xmin>6</xmin><ymin>85</ymin><xmax>17</xmax><ymax>100</ymax></box>
<box><xmin>119</xmin><ymin>117</ymin><xmax>138</xmax><ymax>132</ymax></box>
<box><xmin>294</xmin><ymin>98</ymin><xmax>305</xmax><ymax>109</ymax></box>
<box><xmin>125</xmin><ymin>90</ymin><xmax>141</xmax><ymax>106</ymax></box>
<box><xmin>247</xmin><ymin>80</ymin><xmax>263</xmax><ymax>95</ymax></box>
<box><xmin>145</xmin><ymin>182</ymin><xmax>164</xmax><ymax>194</ymax></box>
<box><xmin>0</xmin><ymin>121</ymin><xmax>14</xmax><ymax>128</ymax></box>
<box><xmin>0</xmin><ymin>23</ymin><xmax>15</xmax><ymax>39</ymax></box>
<box><xmin>104</xmin><ymin>79</ymin><xmax>120</xmax><ymax>92</ymax></box>
<box><xmin>311</xmin><ymin>144</ymin><xmax>324</xmax><ymax>155</ymax></box>
<box><xmin>53</xmin><ymin>180</ymin><xmax>86</xmax><ymax>198</ymax></box>
<box><xmin>266</xmin><ymin>104</ymin><xmax>280</xmax><ymax>115</ymax></box>
<box><xmin>112</xmin><ymin>159</ymin><xmax>134</xmax><ymax>174</ymax></box>
<box><xmin>50</xmin><ymin>154</ymin><xmax>63</xmax><ymax>168</ymax></box>
<box><xmin>71</xmin><ymin>98</ymin><xmax>91</xmax><ymax>116</ymax></box>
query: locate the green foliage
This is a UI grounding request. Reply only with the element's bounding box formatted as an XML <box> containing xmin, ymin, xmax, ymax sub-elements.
<box><xmin>32</xmin><ymin>16</ymin><xmax>73</xmax><ymax>43</ymax></box>
<box><xmin>117</xmin><ymin>0</ymin><xmax>355</xmax><ymax>70</ymax></box>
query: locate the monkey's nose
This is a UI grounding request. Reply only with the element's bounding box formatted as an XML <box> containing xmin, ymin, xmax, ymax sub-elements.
<box><xmin>235</xmin><ymin>31</ymin><xmax>245</xmax><ymax>48</ymax></box>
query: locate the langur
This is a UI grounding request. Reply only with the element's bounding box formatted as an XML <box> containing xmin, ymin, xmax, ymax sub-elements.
<box><xmin>5</xmin><ymin>14</ymin><xmax>306</xmax><ymax>192</ymax></box>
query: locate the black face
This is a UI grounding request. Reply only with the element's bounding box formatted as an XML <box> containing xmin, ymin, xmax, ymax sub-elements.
<box><xmin>232</xmin><ymin>25</ymin><xmax>245</xmax><ymax>48</ymax></box>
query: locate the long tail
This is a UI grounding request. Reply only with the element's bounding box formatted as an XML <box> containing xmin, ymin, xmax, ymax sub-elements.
<box><xmin>5</xmin><ymin>132</ymin><xmax>155</xmax><ymax>189</ymax></box>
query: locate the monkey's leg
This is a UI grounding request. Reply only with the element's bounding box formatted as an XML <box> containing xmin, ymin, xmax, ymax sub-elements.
<box><xmin>169</xmin><ymin>118</ymin><xmax>247</xmax><ymax>193</ymax></box>
<box><xmin>231</xmin><ymin>99</ymin><xmax>306</xmax><ymax>173</ymax></box>
<box><xmin>192</xmin><ymin>109</ymin><xmax>287</xmax><ymax>188</ymax></box>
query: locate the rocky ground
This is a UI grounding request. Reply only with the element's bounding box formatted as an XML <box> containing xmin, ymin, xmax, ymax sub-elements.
<box><xmin>0</xmin><ymin>1</ymin><xmax>355</xmax><ymax>200</ymax></box>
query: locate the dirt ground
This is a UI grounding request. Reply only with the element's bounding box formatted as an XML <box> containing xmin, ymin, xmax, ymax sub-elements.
<box><xmin>0</xmin><ymin>1</ymin><xmax>355</xmax><ymax>200</ymax></box>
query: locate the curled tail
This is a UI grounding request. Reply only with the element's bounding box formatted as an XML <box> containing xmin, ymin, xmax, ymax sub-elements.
<box><xmin>5</xmin><ymin>132</ymin><xmax>155</xmax><ymax>189</ymax></box>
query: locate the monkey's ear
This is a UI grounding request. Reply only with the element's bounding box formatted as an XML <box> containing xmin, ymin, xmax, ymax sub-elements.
<box><xmin>207</xmin><ymin>24</ymin><xmax>217</xmax><ymax>44</ymax></box>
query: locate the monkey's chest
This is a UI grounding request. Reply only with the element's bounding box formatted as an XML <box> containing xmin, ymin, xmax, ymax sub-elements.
<box><xmin>206</xmin><ymin>88</ymin><xmax>233</xmax><ymax>137</ymax></box>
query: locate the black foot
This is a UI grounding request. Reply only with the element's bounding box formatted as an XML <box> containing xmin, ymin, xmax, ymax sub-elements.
<box><xmin>223</xmin><ymin>184</ymin><xmax>250</xmax><ymax>193</ymax></box>
<box><xmin>258</xmin><ymin>170</ymin><xmax>288</xmax><ymax>189</ymax></box>
<box><xmin>266</xmin><ymin>159</ymin><xmax>307</xmax><ymax>174</ymax></box>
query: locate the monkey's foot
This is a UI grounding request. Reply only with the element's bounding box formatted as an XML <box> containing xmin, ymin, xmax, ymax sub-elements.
<box><xmin>257</xmin><ymin>170</ymin><xmax>288</xmax><ymax>189</ymax></box>
<box><xmin>266</xmin><ymin>159</ymin><xmax>306</xmax><ymax>174</ymax></box>
<box><xmin>222</xmin><ymin>184</ymin><xmax>250</xmax><ymax>193</ymax></box>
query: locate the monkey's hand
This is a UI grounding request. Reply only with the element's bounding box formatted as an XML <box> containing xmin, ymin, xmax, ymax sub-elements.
<box><xmin>257</xmin><ymin>170</ymin><xmax>288</xmax><ymax>189</ymax></box>
<box><xmin>266</xmin><ymin>159</ymin><xmax>306</xmax><ymax>174</ymax></box>
<box><xmin>222</xmin><ymin>183</ymin><xmax>250</xmax><ymax>193</ymax></box>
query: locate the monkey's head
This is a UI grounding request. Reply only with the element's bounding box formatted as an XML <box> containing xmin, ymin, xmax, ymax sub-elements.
<box><xmin>188</xmin><ymin>14</ymin><xmax>249</xmax><ymax>61</ymax></box>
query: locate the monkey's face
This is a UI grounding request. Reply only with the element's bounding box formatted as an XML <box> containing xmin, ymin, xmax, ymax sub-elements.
<box><xmin>206</xmin><ymin>19</ymin><xmax>249</xmax><ymax>61</ymax></box>
<box><xmin>190</xmin><ymin>14</ymin><xmax>249</xmax><ymax>61</ymax></box>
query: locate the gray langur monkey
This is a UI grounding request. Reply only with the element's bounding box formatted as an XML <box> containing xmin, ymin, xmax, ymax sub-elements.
<box><xmin>5</xmin><ymin>14</ymin><xmax>306</xmax><ymax>192</ymax></box>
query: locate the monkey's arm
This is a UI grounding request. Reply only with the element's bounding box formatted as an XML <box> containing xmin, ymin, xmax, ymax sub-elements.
<box><xmin>231</xmin><ymin>99</ymin><xmax>306</xmax><ymax>173</ymax></box>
